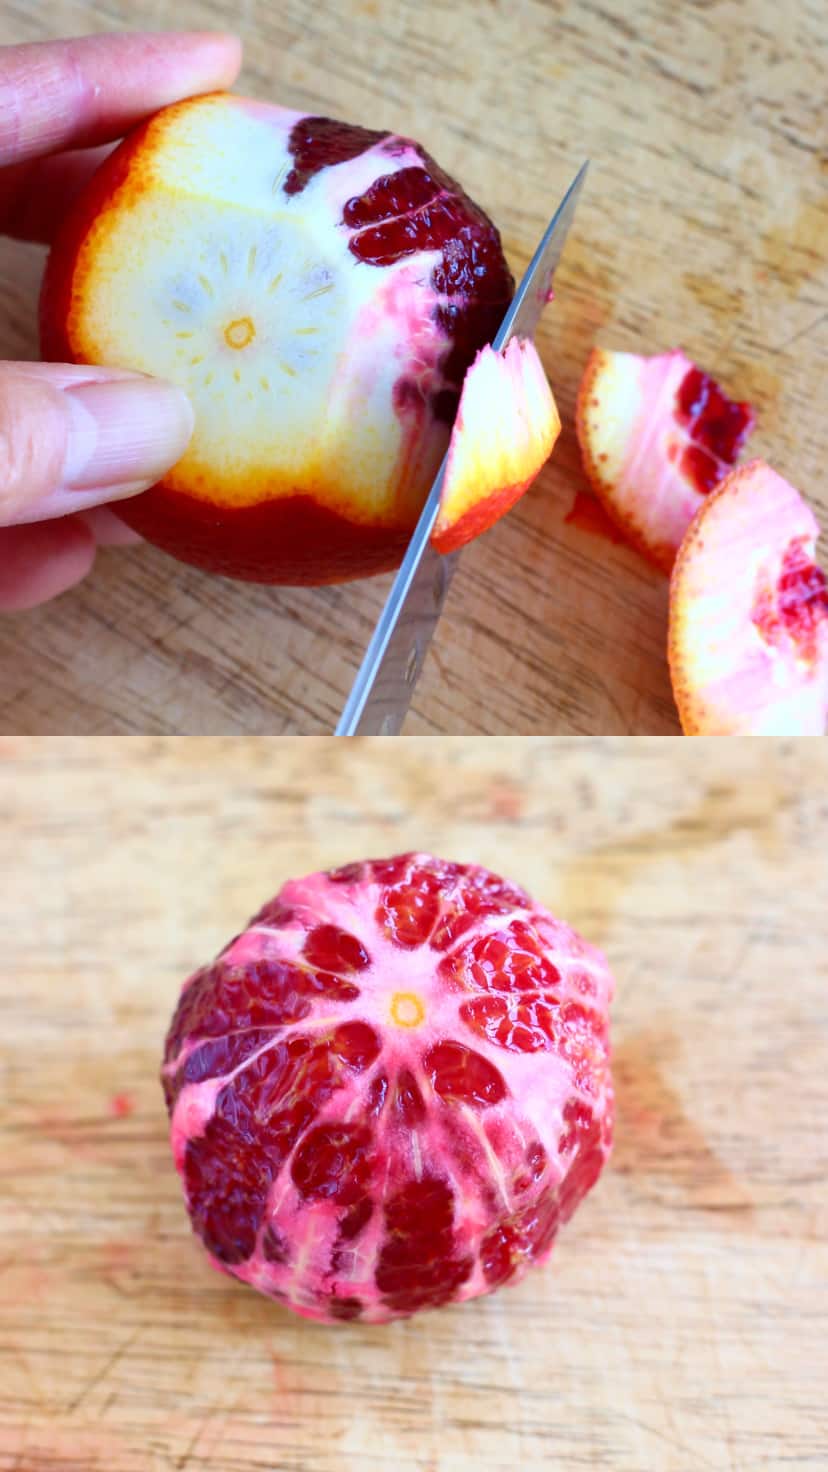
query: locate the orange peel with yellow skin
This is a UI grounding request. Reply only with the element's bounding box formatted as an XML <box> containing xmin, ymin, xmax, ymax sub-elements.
<box><xmin>430</xmin><ymin>337</ymin><xmax>561</xmax><ymax>555</ymax></box>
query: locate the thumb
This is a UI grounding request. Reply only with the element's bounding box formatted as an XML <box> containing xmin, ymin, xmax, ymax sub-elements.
<box><xmin>0</xmin><ymin>364</ymin><xmax>194</xmax><ymax>526</ymax></box>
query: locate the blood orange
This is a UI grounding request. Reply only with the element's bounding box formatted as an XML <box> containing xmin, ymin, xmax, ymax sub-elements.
<box><xmin>162</xmin><ymin>853</ymin><xmax>614</xmax><ymax>1323</ymax></box>
<box><xmin>41</xmin><ymin>95</ymin><xmax>514</xmax><ymax>584</ymax></box>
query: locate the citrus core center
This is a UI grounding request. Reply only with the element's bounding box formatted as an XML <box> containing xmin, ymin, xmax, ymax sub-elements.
<box><xmin>224</xmin><ymin>316</ymin><xmax>256</xmax><ymax>351</ymax></box>
<box><xmin>390</xmin><ymin>991</ymin><xmax>425</xmax><ymax>1029</ymax></box>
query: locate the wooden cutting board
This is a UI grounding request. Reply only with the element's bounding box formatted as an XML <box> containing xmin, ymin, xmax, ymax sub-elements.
<box><xmin>0</xmin><ymin>0</ymin><xmax>825</xmax><ymax>734</ymax></box>
<box><xmin>1</xmin><ymin>736</ymin><xmax>826</xmax><ymax>1470</ymax></box>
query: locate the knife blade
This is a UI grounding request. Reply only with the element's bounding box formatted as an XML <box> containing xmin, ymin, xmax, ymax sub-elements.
<box><xmin>335</xmin><ymin>161</ymin><xmax>589</xmax><ymax>736</ymax></box>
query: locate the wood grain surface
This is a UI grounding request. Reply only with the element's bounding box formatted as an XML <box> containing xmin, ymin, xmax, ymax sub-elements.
<box><xmin>0</xmin><ymin>0</ymin><xmax>825</xmax><ymax>734</ymax></box>
<box><xmin>1</xmin><ymin>735</ymin><xmax>826</xmax><ymax>1470</ymax></box>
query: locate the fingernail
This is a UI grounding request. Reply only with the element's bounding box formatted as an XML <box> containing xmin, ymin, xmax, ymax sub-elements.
<box><xmin>62</xmin><ymin>377</ymin><xmax>194</xmax><ymax>495</ymax></box>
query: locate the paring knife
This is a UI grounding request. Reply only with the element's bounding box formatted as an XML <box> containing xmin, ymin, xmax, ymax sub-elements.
<box><xmin>335</xmin><ymin>162</ymin><xmax>589</xmax><ymax>736</ymax></box>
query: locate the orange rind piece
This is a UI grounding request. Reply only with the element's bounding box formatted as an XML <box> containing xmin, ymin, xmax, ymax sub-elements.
<box><xmin>668</xmin><ymin>460</ymin><xmax>828</xmax><ymax>734</ymax></box>
<box><xmin>576</xmin><ymin>347</ymin><xmax>754</xmax><ymax>573</ymax></box>
<box><xmin>431</xmin><ymin>337</ymin><xmax>560</xmax><ymax>555</ymax></box>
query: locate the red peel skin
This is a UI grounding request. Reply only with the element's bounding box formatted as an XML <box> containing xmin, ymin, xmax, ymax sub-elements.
<box><xmin>431</xmin><ymin>473</ymin><xmax>535</xmax><ymax>554</ymax></box>
<box><xmin>40</xmin><ymin>96</ymin><xmax>514</xmax><ymax>585</ymax></box>
<box><xmin>162</xmin><ymin>854</ymin><xmax>614</xmax><ymax>1324</ymax></box>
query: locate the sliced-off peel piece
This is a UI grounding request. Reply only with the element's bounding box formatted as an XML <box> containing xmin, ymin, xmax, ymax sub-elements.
<box><xmin>669</xmin><ymin>460</ymin><xmax>828</xmax><ymax>735</ymax></box>
<box><xmin>430</xmin><ymin>338</ymin><xmax>561</xmax><ymax>554</ymax></box>
<box><xmin>576</xmin><ymin>347</ymin><xmax>754</xmax><ymax>572</ymax></box>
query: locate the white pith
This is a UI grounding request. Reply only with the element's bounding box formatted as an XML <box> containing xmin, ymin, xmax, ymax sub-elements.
<box><xmin>581</xmin><ymin>349</ymin><xmax>716</xmax><ymax>558</ymax></box>
<box><xmin>71</xmin><ymin>97</ymin><xmax>454</xmax><ymax>521</ymax></box>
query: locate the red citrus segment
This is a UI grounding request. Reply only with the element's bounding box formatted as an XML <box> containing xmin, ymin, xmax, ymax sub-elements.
<box><xmin>181</xmin><ymin>1028</ymin><xmax>278</xmax><ymax>1087</ymax></box>
<box><xmin>284</xmin><ymin>124</ymin><xmax>514</xmax><ymax>399</ymax></box>
<box><xmin>480</xmin><ymin>1193</ymin><xmax>561</xmax><ymax>1288</ymax></box>
<box><xmin>516</xmin><ymin>1141</ymin><xmax>548</xmax><ymax>1192</ymax></box>
<box><xmin>163</xmin><ymin>957</ymin><xmax>362</xmax><ymax>1073</ymax></box>
<box><xmin>460</xmin><ymin>993</ymin><xmax>559</xmax><ymax>1053</ymax></box>
<box><xmin>466</xmin><ymin>924</ymin><xmax>561</xmax><ymax>994</ymax></box>
<box><xmin>328</xmin><ymin>1021</ymin><xmax>382</xmax><ymax>1070</ymax></box>
<box><xmin>429</xmin><ymin>910</ymin><xmax>478</xmax><ymax>951</ymax></box>
<box><xmin>291</xmin><ymin>1123</ymin><xmax>374</xmax><ymax>1204</ymax></box>
<box><xmin>164</xmin><ymin>961</ymin><xmax>313</xmax><ymax>1062</ymax></box>
<box><xmin>425</xmin><ymin>1040</ymin><xmax>507</xmax><ymax>1108</ymax></box>
<box><xmin>163</xmin><ymin>966</ymin><xmax>223</xmax><ymax>1062</ymax></box>
<box><xmin>515</xmin><ymin>1194</ymin><xmax>560</xmax><ymax>1257</ymax></box>
<box><xmin>480</xmin><ymin>1222</ymin><xmax>517</xmax><ymax>1286</ymax></box>
<box><xmin>343</xmin><ymin>166</ymin><xmax>441</xmax><ymax>228</ymax></box>
<box><xmin>302</xmin><ymin>924</ymin><xmax>371</xmax><ymax>973</ymax></box>
<box><xmin>376</xmin><ymin>870</ymin><xmax>442</xmax><ymax>948</ymax></box>
<box><xmin>163</xmin><ymin>853</ymin><xmax>614</xmax><ymax>1323</ymax></box>
<box><xmin>441</xmin><ymin>917</ymin><xmax>569</xmax><ymax>1054</ymax></box>
<box><xmin>284</xmin><ymin>116</ymin><xmax>386</xmax><ymax>196</ymax></box>
<box><xmin>369</xmin><ymin>852</ymin><xmax>532</xmax><ymax>954</ymax></box>
<box><xmin>184</xmin><ymin>1114</ymin><xmax>274</xmax><ymax>1265</ymax></box>
<box><xmin>558</xmin><ymin>1097</ymin><xmax>599</xmax><ymax>1156</ymax></box>
<box><xmin>353</xmin><ymin>196</ymin><xmax>470</xmax><ymax>266</ymax></box>
<box><xmin>375</xmin><ymin>1176</ymin><xmax>473</xmax><ymax>1314</ymax></box>
<box><xmin>675</xmin><ymin>366</ymin><xmax>754</xmax><ymax>471</ymax></box>
<box><xmin>342</xmin><ymin>145</ymin><xmax>513</xmax><ymax>409</ymax></box>
<box><xmin>367</xmin><ymin>855</ymin><xmax>414</xmax><ymax>885</ymax></box>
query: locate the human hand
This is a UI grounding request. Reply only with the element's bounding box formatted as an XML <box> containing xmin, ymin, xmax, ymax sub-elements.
<box><xmin>0</xmin><ymin>30</ymin><xmax>242</xmax><ymax>609</ymax></box>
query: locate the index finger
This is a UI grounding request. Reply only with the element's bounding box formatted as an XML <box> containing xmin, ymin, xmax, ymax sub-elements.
<box><xmin>0</xmin><ymin>30</ymin><xmax>242</xmax><ymax>169</ymax></box>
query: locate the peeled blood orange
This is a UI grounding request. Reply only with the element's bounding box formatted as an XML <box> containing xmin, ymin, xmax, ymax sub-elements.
<box><xmin>162</xmin><ymin>853</ymin><xmax>614</xmax><ymax>1323</ymax></box>
<box><xmin>40</xmin><ymin>95</ymin><xmax>514</xmax><ymax>584</ymax></box>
